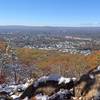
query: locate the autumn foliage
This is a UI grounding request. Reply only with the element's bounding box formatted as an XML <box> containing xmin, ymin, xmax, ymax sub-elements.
<box><xmin>0</xmin><ymin>40</ymin><xmax>7</xmax><ymax>53</ymax></box>
<box><xmin>85</xmin><ymin>50</ymin><xmax>100</xmax><ymax>68</ymax></box>
<box><xmin>16</xmin><ymin>48</ymin><xmax>100</xmax><ymax>77</ymax></box>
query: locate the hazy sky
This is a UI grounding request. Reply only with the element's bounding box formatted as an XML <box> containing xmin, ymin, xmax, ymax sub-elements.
<box><xmin>0</xmin><ymin>0</ymin><xmax>100</xmax><ymax>26</ymax></box>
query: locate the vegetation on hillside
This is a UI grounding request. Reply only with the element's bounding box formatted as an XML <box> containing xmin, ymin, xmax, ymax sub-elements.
<box><xmin>16</xmin><ymin>48</ymin><xmax>100</xmax><ymax>78</ymax></box>
<box><xmin>0</xmin><ymin>40</ymin><xmax>100</xmax><ymax>80</ymax></box>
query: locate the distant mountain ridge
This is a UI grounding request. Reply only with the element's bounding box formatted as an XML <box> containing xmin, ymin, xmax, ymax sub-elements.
<box><xmin>0</xmin><ymin>26</ymin><xmax>100</xmax><ymax>39</ymax></box>
<box><xmin>0</xmin><ymin>25</ymin><xmax>100</xmax><ymax>31</ymax></box>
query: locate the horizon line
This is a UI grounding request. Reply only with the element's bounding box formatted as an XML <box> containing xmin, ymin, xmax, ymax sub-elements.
<box><xmin>0</xmin><ymin>25</ymin><xmax>100</xmax><ymax>27</ymax></box>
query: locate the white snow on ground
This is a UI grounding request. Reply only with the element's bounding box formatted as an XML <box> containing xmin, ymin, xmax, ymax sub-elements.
<box><xmin>11</xmin><ymin>94</ymin><xmax>20</xmax><ymax>99</ymax></box>
<box><xmin>35</xmin><ymin>94</ymin><xmax>48</xmax><ymax>100</ymax></box>
<box><xmin>0</xmin><ymin>75</ymin><xmax>77</xmax><ymax>100</ymax></box>
<box><xmin>58</xmin><ymin>77</ymin><xmax>71</xmax><ymax>84</ymax></box>
<box><xmin>97</xmin><ymin>66</ymin><xmax>100</xmax><ymax>71</ymax></box>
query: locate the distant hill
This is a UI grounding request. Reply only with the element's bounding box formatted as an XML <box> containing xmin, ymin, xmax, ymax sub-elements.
<box><xmin>0</xmin><ymin>26</ymin><xmax>100</xmax><ymax>39</ymax></box>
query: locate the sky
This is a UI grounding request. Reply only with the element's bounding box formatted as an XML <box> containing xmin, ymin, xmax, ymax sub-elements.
<box><xmin>0</xmin><ymin>0</ymin><xmax>100</xmax><ymax>26</ymax></box>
